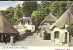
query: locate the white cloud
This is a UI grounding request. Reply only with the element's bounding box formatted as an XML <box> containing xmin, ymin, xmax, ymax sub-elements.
<box><xmin>0</xmin><ymin>1</ymin><xmax>24</xmax><ymax>10</ymax></box>
<box><xmin>0</xmin><ymin>7</ymin><xmax>7</xmax><ymax>10</ymax></box>
<box><xmin>16</xmin><ymin>1</ymin><xmax>24</xmax><ymax>4</ymax></box>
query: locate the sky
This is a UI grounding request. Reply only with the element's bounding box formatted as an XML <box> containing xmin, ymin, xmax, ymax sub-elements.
<box><xmin>0</xmin><ymin>1</ymin><xmax>42</xmax><ymax>10</ymax></box>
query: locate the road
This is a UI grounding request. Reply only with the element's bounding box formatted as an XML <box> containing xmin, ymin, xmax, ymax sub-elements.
<box><xmin>0</xmin><ymin>33</ymin><xmax>69</xmax><ymax>46</ymax></box>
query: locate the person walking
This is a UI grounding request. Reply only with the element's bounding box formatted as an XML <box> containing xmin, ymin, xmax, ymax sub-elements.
<box><xmin>10</xmin><ymin>36</ymin><xmax>14</xmax><ymax>45</ymax></box>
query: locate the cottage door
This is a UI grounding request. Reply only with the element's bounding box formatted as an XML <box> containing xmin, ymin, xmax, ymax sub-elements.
<box><xmin>54</xmin><ymin>31</ymin><xmax>59</xmax><ymax>44</ymax></box>
<box><xmin>65</xmin><ymin>32</ymin><xmax>67</xmax><ymax>43</ymax></box>
<box><xmin>46</xmin><ymin>33</ymin><xmax>51</xmax><ymax>40</ymax></box>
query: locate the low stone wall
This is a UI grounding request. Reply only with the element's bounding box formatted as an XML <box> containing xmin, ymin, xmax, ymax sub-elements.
<box><xmin>19</xmin><ymin>30</ymin><xmax>31</xmax><ymax>40</ymax></box>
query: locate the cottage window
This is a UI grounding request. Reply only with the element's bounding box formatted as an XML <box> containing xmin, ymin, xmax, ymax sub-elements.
<box><xmin>21</xmin><ymin>20</ymin><xmax>25</xmax><ymax>25</ymax></box>
<box><xmin>50</xmin><ymin>23</ymin><xmax>52</xmax><ymax>25</ymax></box>
<box><xmin>54</xmin><ymin>31</ymin><xmax>59</xmax><ymax>39</ymax></box>
<box><xmin>28</xmin><ymin>20</ymin><xmax>30</xmax><ymax>24</ymax></box>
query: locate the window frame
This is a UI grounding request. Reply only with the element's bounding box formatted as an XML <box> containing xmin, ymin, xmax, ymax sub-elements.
<box><xmin>54</xmin><ymin>31</ymin><xmax>59</xmax><ymax>39</ymax></box>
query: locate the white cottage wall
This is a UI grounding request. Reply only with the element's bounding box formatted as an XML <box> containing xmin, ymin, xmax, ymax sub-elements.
<box><xmin>51</xmin><ymin>27</ymin><xmax>69</xmax><ymax>45</ymax></box>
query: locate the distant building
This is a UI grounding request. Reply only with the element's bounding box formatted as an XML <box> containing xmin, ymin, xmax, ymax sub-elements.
<box><xmin>38</xmin><ymin>13</ymin><xmax>57</xmax><ymax>40</ymax></box>
<box><xmin>14</xmin><ymin>17</ymin><xmax>35</xmax><ymax>39</ymax></box>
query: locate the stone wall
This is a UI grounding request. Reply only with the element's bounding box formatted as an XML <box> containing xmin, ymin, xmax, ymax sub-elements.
<box><xmin>19</xmin><ymin>30</ymin><xmax>31</xmax><ymax>40</ymax></box>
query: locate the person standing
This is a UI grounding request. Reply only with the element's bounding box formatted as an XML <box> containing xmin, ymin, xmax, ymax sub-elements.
<box><xmin>0</xmin><ymin>34</ymin><xmax>1</xmax><ymax>42</ymax></box>
<box><xmin>6</xmin><ymin>35</ymin><xmax>10</xmax><ymax>42</ymax></box>
<box><xmin>10</xmin><ymin>36</ymin><xmax>14</xmax><ymax>45</ymax></box>
<box><xmin>4</xmin><ymin>35</ymin><xmax>7</xmax><ymax>44</ymax></box>
<box><xmin>42</xmin><ymin>29</ymin><xmax>46</xmax><ymax>40</ymax></box>
<box><xmin>13</xmin><ymin>35</ymin><xmax>16</xmax><ymax>44</ymax></box>
<box><xmin>1</xmin><ymin>35</ymin><xmax>3</xmax><ymax>42</ymax></box>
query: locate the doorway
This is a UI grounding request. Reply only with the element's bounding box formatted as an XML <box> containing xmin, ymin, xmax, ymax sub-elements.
<box><xmin>45</xmin><ymin>33</ymin><xmax>51</xmax><ymax>40</ymax></box>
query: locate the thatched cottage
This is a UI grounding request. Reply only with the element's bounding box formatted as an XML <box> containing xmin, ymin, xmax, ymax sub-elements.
<box><xmin>0</xmin><ymin>12</ymin><xmax>19</xmax><ymax>42</ymax></box>
<box><xmin>50</xmin><ymin>5</ymin><xmax>73</xmax><ymax>45</ymax></box>
<box><xmin>38</xmin><ymin>13</ymin><xmax>57</xmax><ymax>40</ymax></box>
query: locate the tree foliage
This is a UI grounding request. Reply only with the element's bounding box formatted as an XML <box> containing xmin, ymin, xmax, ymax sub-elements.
<box><xmin>66</xmin><ymin>24</ymin><xmax>73</xmax><ymax>35</ymax></box>
<box><xmin>31</xmin><ymin>1</ymin><xmax>50</xmax><ymax>27</ymax></box>
<box><xmin>14</xmin><ymin>4</ymin><xmax>22</xmax><ymax>23</ymax></box>
<box><xmin>4</xmin><ymin>7</ymin><xmax>14</xmax><ymax>24</ymax></box>
<box><xmin>1</xmin><ymin>1</ymin><xmax>73</xmax><ymax>26</ymax></box>
<box><xmin>22</xmin><ymin>1</ymin><xmax>37</xmax><ymax>17</ymax></box>
<box><xmin>31</xmin><ymin>1</ymin><xmax>73</xmax><ymax>27</ymax></box>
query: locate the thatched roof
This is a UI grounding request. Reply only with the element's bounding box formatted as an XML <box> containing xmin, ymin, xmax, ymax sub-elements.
<box><xmin>14</xmin><ymin>17</ymin><xmax>32</xmax><ymax>25</ymax></box>
<box><xmin>38</xmin><ymin>13</ymin><xmax>57</xmax><ymax>29</ymax></box>
<box><xmin>38</xmin><ymin>13</ymin><xmax>56</xmax><ymax>33</ymax></box>
<box><xmin>41</xmin><ymin>13</ymin><xmax>57</xmax><ymax>24</ymax></box>
<box><xmin>0</xmin><ymin>12</ymin><xmax>19</xmax><ymax>33</ymax></box>
<box><xmin>51</xmin><ymin>5</ymin><xmax>73</xmax><ymax>29</ymax></box>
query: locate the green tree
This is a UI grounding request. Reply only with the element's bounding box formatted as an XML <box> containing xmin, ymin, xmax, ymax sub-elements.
<box><xmin>66</xmin><ymin>24</ymin><xmax>73</xmax><ymax>36</ymax></box>
<box><xmin>49</xmin><ymin>1</ymin><xmax>60</xmax><ymax>18</ymax></box>
<box><xmin>49</xmin><ymin>1</ymin><xmax>73</xmax><ymax>18</ymax></box>
<box><xmin>1</xmin><ymin>1</ymin><xmax>73</xmax><ymax>26</ymax></box>
<box><xmin>22</xmin><ymin>1</ymin><xmax>37</xmax><ymax>17</ymax></box>
<box><xmin>59</xmin><ymin>1</ymin><xmax>68</xmax><ymax>17</ymax></box>
<box><xmin>32</xmin><ymin>10</ymin><xmax>46</xmax><ymax>25</ymax></box>
<box><xmin>32</xmin><ymin>1</ymin><xmax>50</xmax><ymax>28</ymax></box>
<box><xmin>0</xmin><ymin>10</ymin><xmax>5</xmax><ymax>14</ymax></box>
<box><xmin>66</xmin><ymin>23</ymin><xmax>73</xmax><ymax>42</ymax></box>
<box><xmin>14</xmin><ymin>4</ymin><xmax>22</xmax><ymax>23</ymax></box>
<box><xmin>38</xmin><ymin>1</ymin><xmax>50</xmax><ymax>15</ymax></box>
<box><xmin>4</xmin><ymin>7</ymin><xmax>14</xmax><ymax>24</ymax></box>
